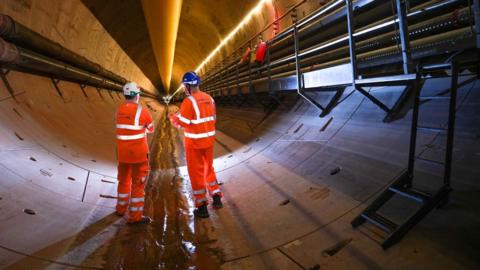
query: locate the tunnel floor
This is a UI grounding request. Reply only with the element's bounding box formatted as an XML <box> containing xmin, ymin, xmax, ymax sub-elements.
<box><xmin>1</xmin><ymin>102</ymin><xmax>222</xmax><ymax>269</ymax></box>
<box><xmin>0</xmin><ymin>72</ymin><xmax>479</xmax><ymax>269</ymax></box>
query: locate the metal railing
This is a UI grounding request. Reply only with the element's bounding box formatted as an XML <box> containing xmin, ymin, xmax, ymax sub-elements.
<box><xmin>201</xmin><ymin>0</ymin><xmax>476</xmax><ymax>106</ymax></box>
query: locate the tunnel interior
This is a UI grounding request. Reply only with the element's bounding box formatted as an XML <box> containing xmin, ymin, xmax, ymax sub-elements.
<box><xmin>0</xmin><ymin>0</ymin><xmax>480</xmax><ymax>269</ymax></box>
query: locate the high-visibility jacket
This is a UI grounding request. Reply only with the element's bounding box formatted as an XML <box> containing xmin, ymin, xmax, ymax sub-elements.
<box><xmin>177</xmin><ymin>91</ymin><xmax>216</xmax><ymax>149</ymax></box>
<box><xmin>116</xmin><ymin>101</ymin><xmax>154</xmax><ymax>163</ymax></box>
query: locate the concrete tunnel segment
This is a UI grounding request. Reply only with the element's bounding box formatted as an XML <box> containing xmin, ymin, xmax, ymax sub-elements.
<box><xmin>0</xmin><ymin>68</ymin><xmax>479</xmax><ymax>269</ymax></box>
<box><xmin>0</xmin><ymin>0</ymin><xmax>479</xmax><ymax>269</ymax></box>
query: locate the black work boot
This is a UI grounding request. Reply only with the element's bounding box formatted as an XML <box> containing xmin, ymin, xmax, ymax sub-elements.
<box><xmin>128</xmin><ymin>216</ymin><xmax>152</xmax><ymax>225</ymax></box>
<box><xmin>193</xmin><ymin>203</ymin><xmax>209</xmax><ymax>219</ymax></box>
<box><xmin>212</xmin><ymin>194</ymin><xmax>223</xmax><ymax>209</ymax></box>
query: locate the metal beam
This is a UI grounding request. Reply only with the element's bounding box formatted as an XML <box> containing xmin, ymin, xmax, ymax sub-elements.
<box><xmin>0</xmin><ymin>70</ymin><xmax>16</xmax><ymax>102</ymax></box>
<box><xmin>474</xmin><ymin>0</ymin><xmax>480</xmax><ymax>48</ymax></box>
<box><xmin>356</xmin><ymin>87</ymin><xmax>391</xmax><ymax>113</ymax></box>
<box><xmin>395</xmin><ymin>0</ymin><xmax>412</xmax><ymax>74</ymax></box>
<box><xmin>345</xmin><ymin>0</ymin><xmax>358</xmax><ymax>87</ymax></box>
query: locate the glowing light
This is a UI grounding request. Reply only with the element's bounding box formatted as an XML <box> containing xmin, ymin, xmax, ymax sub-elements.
<box><xmin>142</xmin><ymin>0</ymin><xmax>183</xmax><ymax>92</ymax></box>
<box><xmin>171</xmin><ymin>0</ymin><xmax>271</xmax><ymax>95</ymax></box>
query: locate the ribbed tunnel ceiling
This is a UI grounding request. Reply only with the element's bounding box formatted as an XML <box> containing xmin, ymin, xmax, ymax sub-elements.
<box><xmin>82</xmin><ymin>0</ymin><xmax>163</xmax><ymax>91</ymax></box>
<box><xmin>82</xmin><ymin>0</ymin><xmax>263</xmax><ymax>93</ymax></box>
<box><xmin>171</xmin><ymin>0</ymin><xmax>260</xmax><ymax>90</ymax></box>
<box><xmin>141</xmin><ymin>0</ymin><xmax>183</xmax><ymax>92</ymax></box>
<box><xmin>80</xmin><ymin>0</ymin><xmax>164</xmax><ymax>93</ymax></box>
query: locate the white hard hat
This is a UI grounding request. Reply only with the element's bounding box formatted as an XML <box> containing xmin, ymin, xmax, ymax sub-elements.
<box><xmin>123</xmin><ymin>82</ymin><xmax>141</xmax><ymax>96</ymax></box>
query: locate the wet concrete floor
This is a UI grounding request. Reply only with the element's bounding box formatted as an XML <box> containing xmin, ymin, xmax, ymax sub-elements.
<box><xmin>3</xmin><ymin>108</ymin><xmax>223</xmax><ymax>270</ymax></box>
<box><xmin>96</xmin><ymin>109</ymin><xmax>222</xmax><ymax>269</ymax></box>
<box><xmin>3</xmin><ymin>76</ymin><xmax>480</xmax><ymax>269</ymax></box>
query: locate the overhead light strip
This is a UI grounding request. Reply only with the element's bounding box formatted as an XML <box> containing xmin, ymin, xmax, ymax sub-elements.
<box><xmin>171</xmin><ymin>0</ymin><xmax>271</xmax><ymax>96</ymax></box>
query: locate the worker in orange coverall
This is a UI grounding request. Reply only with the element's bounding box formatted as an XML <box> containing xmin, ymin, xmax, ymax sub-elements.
<box><xmin>169</xmin><ymin>71</ymin><xmax>223</xmax><ymax>218</ymax></box>
<box><xmin>115</xmin><ymin>82</ymin><xmax>154</xmax><ymax>224</ymax></box>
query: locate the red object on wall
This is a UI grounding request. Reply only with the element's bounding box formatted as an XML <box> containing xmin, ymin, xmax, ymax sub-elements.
<box><xmin>255</xmin><ymin>41</ymin><xmax>267</xmax><ymax>63</ymax></box>
<box><xmin>239</xmin><ymin>47</ymin><xmax>251</xmax><ymax>64</ymax></box>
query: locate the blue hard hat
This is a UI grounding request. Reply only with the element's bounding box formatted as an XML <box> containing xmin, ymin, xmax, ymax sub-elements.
<box><xmin>182</xmin><ymin>71</ymin><xmax>201</xmax><ymax>85</ymax></box>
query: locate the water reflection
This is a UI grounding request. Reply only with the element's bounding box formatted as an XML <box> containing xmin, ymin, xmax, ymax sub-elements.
<box><xmin>99</xmin><ymin>107</ymin><xmax>221</xmax><ymax>269</ymax></box>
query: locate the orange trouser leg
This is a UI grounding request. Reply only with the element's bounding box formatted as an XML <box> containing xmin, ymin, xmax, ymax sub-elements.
<box><xmin>127</xmin><ymin>160</ymin><xmax>150</xmax><ymax>222</ymax></box>
<box><xmin>204</xmin><ymin>146</ymin><xmax>222</xmax><ymax>197</ymax></box>
<box><xmin>186</xmin><ymin>145</ymin><xmax>208</xmax><ymax>207</ymax></box>
<box><xmin>117</xmin><ymin>163</ymin><xmax>132</xmax><ymax>214</ymax></box>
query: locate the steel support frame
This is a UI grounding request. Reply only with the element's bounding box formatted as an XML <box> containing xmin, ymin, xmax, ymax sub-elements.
<box><xmin>350</xmin><ymin>60</ymin><xmax>469</xmax><ymax>249</ymax></box>
<box><xmin>320</xmin><ymin>89</ymin><xmax>345</xmax><ymax>117</ymax></box>
<box><xmin>51</xmin><ymin>78</ymin><xmax>65</xmax><ymax>102</ymax></box>
<box><xmin>0</xmin><ymin>68</ymin><xmax>17</xmax><ymax>102</ymax></box>
<box><xmin>344</xmin><ymin>0</ymin><xmax>394</xmax><ymax>114</ymax></box>
<box><xmin>356</xmin><ymin>86</ymin><xmax>391</xmax><ymax>113</ymax></box>
<box><xmin>381</xmin><ymin>185</ymin><xmax>451</xmax><ymax>249</ymax></box>
<box><xmin>79</xmin><ymin>84</ymin><xmax>89</xmax><ymax>98</ymax></box>
<box><xmin>405</xmin><ymin>69</ymin><xmax>422</xmax><ymax>187</ymax></box>
<box><xmin>395</xmin><ymin>0</ymin><xmax>412</xmax><ymax>74</ymax></box>
<box><xmin>443</xmin><ymin>62</ymin><xmax>459</xmax><ymax>188</ymax></box>
<box><xmin>345</xmin><ymin>0</ymin><xmax>358</xmax><ymax>86</ymax></box>
<box><xmin>266</xmin><ymin>41</ymin><xmax>273</xmax><ymax>96</ymax></box>
<box><xmin>408</xmin><ymin>62</ymin><xmax>458</xmax><ymax>189</ymax></box>
<box><xmin>236</xmin><ymin>58</ymin><xmax>240</xmax><ymax>98</ymax></box>
<box><xmin>383</xmin><ymin>82</ymin><xmax>417</xmax><ymax>122</ymax></box>
<box><xmin>263</xmin><ymin>40</ymin><xmax>279</xmax><ymax>109</ymax></box>
<box><xmin>202</xmin><ymin>0</ymin><xmax>471</xmax><ymax>97</ymax></box>
<box><xmin>96</xmin><ymin>87</ymin><xmax>105</xmax><ymax>100</ymax></box>
<box><xmin>350</xmin><ymin>171</ymin><xmax>407</xmax><ymax>227</ymax></box>
<box><xmin>106</xmin><ymin>89</ymin><xmax>115</xmax><ymax>100</ymax></box>
<box><xmin>293</xmin><ymin>23</ymin><xmax>342</xmax><ymax>116</ymax></box>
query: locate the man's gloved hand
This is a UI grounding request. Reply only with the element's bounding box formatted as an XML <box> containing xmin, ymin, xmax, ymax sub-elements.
<box><xmin>145</xmin><ymin>123</ymin><xmax>154</xmax><ymax>134</ymax></box>
<box><xmin>168</xmin><ymin>112</ymin><xmax>180</xmax><ymax>128</ymax></box>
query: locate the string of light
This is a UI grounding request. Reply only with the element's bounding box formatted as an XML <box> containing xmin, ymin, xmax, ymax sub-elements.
<box><xmin>171</xmin><ymin>0</ymin><xmax>271</xmax><ymax>96</ymax></box>
<box><xmin>194</xmin><ymin>0</ymin><xmax>271</xmax><ymax>74</ymax></box>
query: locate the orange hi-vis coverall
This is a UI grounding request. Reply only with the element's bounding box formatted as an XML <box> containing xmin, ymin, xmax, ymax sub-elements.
<box><xmin>174</xmin><ymin>91</ymin><xmax>222</xmax><ymax>207</ymax></box>
<box><xmin>115</xmin><ymin>101</ymin><xmax>154</xmax><ymax>222</ymax></box>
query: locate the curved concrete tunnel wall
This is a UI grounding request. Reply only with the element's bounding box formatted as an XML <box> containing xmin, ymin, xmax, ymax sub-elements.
<box><xmin>1</xmin><ymin>72</ymin><xmax>479</xmax><ymax>269</ymax></box>
<box><xmin>0</xmin><ymin>71</ymin><xmax>165</xmax><ymax>267</ymax></box>
<box><xmin>207</xmin><ymin>77</ymin><xmax>480</xmax><ymax>269</ymax></box>
<box><xmin>0</xmin><ymin>0</ymin><xmax>158</xmax><ymax>94</ymax></box>
<box><xmin>0</xmin><ymin>1</ymin><xmax>480</xmax><ymax>270</ymax></box>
